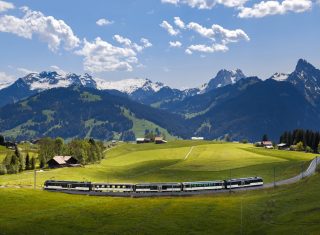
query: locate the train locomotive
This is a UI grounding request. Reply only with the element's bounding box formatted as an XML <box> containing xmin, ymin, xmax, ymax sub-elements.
<box><xmin>44</xmin><ymin>177</ymin><xmax>263</xmax><ymax>194</ymax></box>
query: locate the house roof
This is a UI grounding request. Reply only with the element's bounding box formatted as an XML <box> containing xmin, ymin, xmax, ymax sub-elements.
<box><xmin>262</xmin><ymin>141</ymin><xmax>273</xmax><ymax>145</ymax></box>
<box><xmin>136</xmin><ymin>138</ymin><xmax>145</xmax><ymax>141</ymax></box>
<box><xmin>277</xmin><ymin>143</ymin><xmax>287</xmax><ymax>147</ymax></box>
<box><xmin>49</xmin><ymin>156</ymin><xmax>74</xmax><ymax>165</ymax></box>
<box><xmin>154</xmin><ymin>137</ymin><xmax>163</xmax><ymax>141</ymax></box>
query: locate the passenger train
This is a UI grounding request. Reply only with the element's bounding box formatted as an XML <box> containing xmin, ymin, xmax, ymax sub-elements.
<box><xmin>44</xmin><ymin>177</ymin><xmax>263</xmax><ymax>193</ymax></box>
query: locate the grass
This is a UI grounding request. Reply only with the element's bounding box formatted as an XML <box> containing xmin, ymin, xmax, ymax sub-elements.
<box><xmin>0</xmin><ymin>173</ymin><xmax>320</xmax><ymax>234</ymax></box>
<box><xmin>0</xmin><ymin>141</ymin><xmax>316</xmax><ymax>187</ymax></box>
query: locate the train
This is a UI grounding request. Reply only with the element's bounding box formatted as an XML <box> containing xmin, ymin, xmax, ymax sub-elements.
<box><xmin>43</xmin><ymin>177</ymin><xmax>263</xmax><ymax>193</ymax></box>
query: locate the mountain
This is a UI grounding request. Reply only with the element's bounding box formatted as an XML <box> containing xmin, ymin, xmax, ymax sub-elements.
<box><xmin>202</xmin><ymin>69</ymin><xmax>246</xmax><ymax>93</ymax></box>
<box><xmin>0</xmin><ymin>86</ymin><xmax>192</xmax><ymax>141</ymax></box>
<box><xmin>287</xmin><ymin>59</ymin><xmax>320</xmax><ymax>104</ymax></box>
<box><xmin>191</xmin><ymin>79</ymin><xmax>320</xmax><ymax>141</ymax></box>
<box><xmin>269</xmin><ymin>72</ymin><xmax>289</xmax><ymax>82</ymax></box>
<box><xmin>0</xmin><ymin>71</ymin><xmax>97</xmax><ymax>107</ymax></box>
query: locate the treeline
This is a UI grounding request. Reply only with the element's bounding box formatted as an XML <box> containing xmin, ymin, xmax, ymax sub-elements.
<box><xmin>0</xmin><ymin>148</ymin><xmax>36</xmax><ymax>175</ymax></box>
<box><xmin>38</xmin><ymin>137</ymin><xmax>105</xmax><ymax>167</ymax></box>
<box><xmin>279</xmin><ymin>129</ymin><xmax>320</xmax><ymax>153</ymax></box>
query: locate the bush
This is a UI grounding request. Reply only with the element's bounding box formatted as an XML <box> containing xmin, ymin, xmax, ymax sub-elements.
<box><xmin>0</xmin><ymin>164</ymin><xmax>7</xmax><ymax>175</ymax></box>
<box><xmin>305</xmin><ymin>146</ymin><xmax>313</xmax><ymax>153</ymax></box>
<box><xmin>241</xmin><ymin>139</ymin><xmax>249</xmax><ymax>144</ymax></box>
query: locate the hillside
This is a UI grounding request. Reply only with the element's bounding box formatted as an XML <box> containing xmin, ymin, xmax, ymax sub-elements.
<box><xmin>0</xmin><ymin>86</ymin><xmax>191</xmax><ymax>141</ymax></box>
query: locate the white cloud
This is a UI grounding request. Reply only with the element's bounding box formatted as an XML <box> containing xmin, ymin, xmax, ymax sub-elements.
<box><xmin>17</xmin><ymin>67</ymin><xmax>37</xmax><ymax>75</ymax></box>
<box><xmin>75</xmin><ymin>36</ymin><xmax>151</xmax><ymax>73</ymax></box>
<box><xmin>238</xmin><ymin>0</ymin><xmax>313</xmax><ymax>18</ymax></box>
<box><xmin>160</xmin><ymin>20</ymin><xmax>180</xmax><ymax>36</ymax></box>
<box><xmin>50</xmin><ymin>65</ymin><xmax>67</xmax><ymax>76</ymax></box>
<box><xmin>169</xmin><ymin>41</ymin><xmax>182</xmax><ymax>47</ymax></box>
<box><xmin>96</xmin><ymin>18</ymin><xmax>113</xmax><ymax>26</ymax></box>
<box><xmin>0</xmin><ymin>0</ymin><xmax>14</xmax><ymax>12</ymax></box>
<box><xmin>185</xmin><ymin>43</ymin><xmax>228</xmax><ymax>54</ymax></box>
<box><xmin>0</xmin><ymin>6</ymin><xmax>80</xmax><ymax>51</ymax></box>
<box><xmin>161</xmin><ymin>0</ymin><xmax>248</xmax><ymax>9</ymax></box>
<box><xmin>0</xmin><ymin>71</ymin><xmax>15</xmax><ymax>89</ymax></box>
<box><xmin>163</xmin><ymin>18</ymin><xmax>249</xmax><ymax>55</ymax></box>
<box><xmin>174</xmin><ymin>17</ymin><xmax>185</xmax><ymax>29</ymax></box>
<box><xmin>113</xmin><ymin>34</ymin><xmax>152</xmax><ymax>52</ymax></box>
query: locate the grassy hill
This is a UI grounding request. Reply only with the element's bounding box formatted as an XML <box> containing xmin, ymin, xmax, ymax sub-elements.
<box><xmin>0</xmin><ymin>141</ymin><xmax>316</xmax><ymax>187</ymax></box>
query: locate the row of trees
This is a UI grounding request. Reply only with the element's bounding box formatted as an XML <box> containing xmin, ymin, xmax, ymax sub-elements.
<box><xmin>38</xmin><ymin>137</ymin><xmax>105</xmax><ymax>167</ymax></box>
<box><xmin>279</xmin><ymin>129</ymin><xmax>320</xmax><ymax>153</ymax></box>
<box><xmin>0</xmin><ymin>148</ymin><xmax>36</xmax><ymax>175</ymax></box>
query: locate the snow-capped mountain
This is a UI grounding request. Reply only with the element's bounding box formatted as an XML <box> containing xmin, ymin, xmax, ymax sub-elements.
<box><xmin>269</xmin><ymin>72</ymin><xmax>289</xmax><ymax>82</ymax></box>
<box><xmin>95</xmin><ymin>78</ymin><xmax>165</xmax><ymax>94</ymax></box>
<box><xmin>202</xmin><ymin>69</ymin><xmax>246</xmax><ymax>93</ymax></box>
<box><xmin>287</xmin><ymin>59</ymin><xmax>320</xmax><ymax>104</ymax></box>
<box><xmin>20</xmin><ymin>71</ymin><xmax>97</xmax><ymax>91</ymax></box>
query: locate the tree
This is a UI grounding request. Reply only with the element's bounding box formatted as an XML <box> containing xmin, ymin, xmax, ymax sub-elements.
<box><xmin>262</xmin><ymin>134</ymin><xmax>268</xmax><ymax>142</ymax></box>
<box><xmin>0</xmin><ymin>135</ymin><xmax>4</xmax><ymax>146</ymax></box>
<box><xmin>30</xmin><ymin>157</ymin><xmax>36</xmax><ymax>170</ymax></box>
<box><xmin>224</xmin><ymin>134</ymin><xmax>231</xmax><ymax>142</ymax></box>
<box><xmin>25</xmin><ymin>153</ymin><xmax>31</xmax><ymax>170</ymax></box>
<box><xmin>0</xmin><ymin>164</ymin><xmax>7</xmax><ymax>175</ymax></box>
<box><xmin>305</xmin><ymin>146</ymin><xmax>313</xmax><ymax>153</ymax></box>
<box><xmin>296</xmin><ymin>141</ymin><xmax>304</xmax><ymax>151</ymax></box>
<box><xmin>54</xmin><ymin>137</ymin><xmax>64</xmax><ymax>155</ymax></box>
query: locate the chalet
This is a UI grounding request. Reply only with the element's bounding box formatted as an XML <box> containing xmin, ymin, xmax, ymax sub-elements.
<box><xmin>262</xmin><ymin>141</ymin><xmax>273</xmax><ymax>149</ymax></box>
<box><xmin>154</xmin><ymin>137</ymin><xmax>167</xmax><ymax>144</ymax></box>
<box><xmin>47</xmin><ymin>156</ymin><xmax>79</xmax><ymax>168</ymax></box>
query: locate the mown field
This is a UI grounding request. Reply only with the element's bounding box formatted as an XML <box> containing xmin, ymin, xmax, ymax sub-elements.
<box><xmin>0</xmin><ymin>141</ymin><xmax>316</xmax><ymax>187</ymax></box>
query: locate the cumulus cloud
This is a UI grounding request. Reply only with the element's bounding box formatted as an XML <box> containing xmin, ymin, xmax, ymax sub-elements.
<box><xmin>75</xmin><ymin>36</ymin><xmax>152</xmax><ymax>73</ymax></box>
<box><xmin>169</xmin><ymin>41</ymin><xmax>182</xmax><ymax>47</ymax></box>
<box><xmin>0</xmin><ymin>0</ymin><xmax>14</xmax><ymax>12</ymax></box>
<box><xmin>96</xmin><ymin>18</ymin><xmax>113</xmax><ymax>26</ymax></box>
<box><xmin>161</xmin><ymin>0</ymin><xmax>248</xmax><ymax>9</ymax></box>
<box><xmin>162</xmin><ymin>18</ymin><xmax>249</xmax><ymax>55</ymax></box>
<box><xmin>238</xmin><ymin>0</ymin><xmax>313</xmax><ymax>18</ymax></box>
<box><xmin>160</xmin><ymin>20</ymin><xmax>180</xmax><ymax>36</ymax></box>
<box><xmin>174</xmin><ymin>17</ymin><xmax>185</xmax><ymax>29</ymax></box>
<box><xmin>0</xmin><ymin>6</ymin><xmax>80</xmax><ymax>51</ymax></box>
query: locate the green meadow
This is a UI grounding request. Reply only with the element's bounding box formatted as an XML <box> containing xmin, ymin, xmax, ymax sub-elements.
<box><xmin>0</xmin><ymin>141</ymin><xmax>319</xmax><ymax>234</ymax></box>
<box><xmin>0</xmin><ymin>141</ymin><xmax>316</xmax><ymax>187</ymax></box>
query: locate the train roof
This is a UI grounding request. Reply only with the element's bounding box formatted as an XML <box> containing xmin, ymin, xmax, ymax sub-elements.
<box><xmin>226</xmin><ymin>177</ymin><xmax>263</xmax><ymax>182</ymax></box>
<box><xmin>92</xmin><ymin>182</ymin><xmax>134</xmax><ymax>185</ymax></box>
<box><xmin>182</xmin><ymin>180</ymin><xmax>224</xmax><ymax>184</ymax></box>
<box><xmin>44</xmin><ymin>180</ymin><xmax>91</xmax><ymax>184</ymax></box>
<box><xmin>135</xmin><ymin>182</ymin><xmax>181</xmax><ymax>186</ymax></box>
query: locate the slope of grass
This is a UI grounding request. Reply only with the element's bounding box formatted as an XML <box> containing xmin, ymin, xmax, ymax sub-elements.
<box><xmin>0</xmin><ymin>173</ymin><xmax>320</xmax><ymax>234</ymax></box>
<box><xmin>0</xmin><ymin>141</ymin><xmax>315</xmax><ymax>187</ymax></box>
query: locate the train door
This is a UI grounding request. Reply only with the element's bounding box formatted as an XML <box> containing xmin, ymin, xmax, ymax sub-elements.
<box><xmin>67</xmin><ymin>184</ymin><xmax>72</xmax><ymax>190</ymax></box>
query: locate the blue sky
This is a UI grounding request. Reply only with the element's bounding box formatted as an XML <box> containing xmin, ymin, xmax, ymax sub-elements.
<box><xmin>0</xmin><ymin>0</ymin><xmax>319</xmax><ymax>88</ymax></box>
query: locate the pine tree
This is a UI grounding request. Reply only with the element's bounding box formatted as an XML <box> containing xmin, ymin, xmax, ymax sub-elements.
<box><xmin>262</xmin><ymin>134</ymin><xmax>268</xmax><ymax>142</ymax></box>
<box><xmin>30</xmin><ymin>157</ymin><xmax>36</xmax><ymax>170</ymax></box>
<box><xmin>25</xmin><ymin>153</ymin><xmax>30</xmax><ymax>170</ymax></box>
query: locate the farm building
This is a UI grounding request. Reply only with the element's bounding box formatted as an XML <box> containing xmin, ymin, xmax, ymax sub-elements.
<box><xmin>155</xmin><ymin>137</ymin><xmax>167</xmax><ymax>144</ymax></box>
<box><xmin>47</xmin><ymin>156</ymin><xmax>79</xmax><ymax>168</ymax></box>
<box><xmin>136</xmin><ymin>138</ymin><xmax>151</xmax><ymax>144</ymax></box>
<box><xmin>191</xmin><ymin>137</ymin><xmax>204</xmax><ymax>140</ymax></box>
<box><xmin>277</xmin><ymin>143</ymin><xmax>288</xmax><ymax>150</ymax></box>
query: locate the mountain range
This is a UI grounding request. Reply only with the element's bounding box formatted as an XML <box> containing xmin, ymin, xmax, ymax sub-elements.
<box><xmin>0</xmin><ymin>58</ymin><xmax>320</xmax><ymax>141</ymax></box>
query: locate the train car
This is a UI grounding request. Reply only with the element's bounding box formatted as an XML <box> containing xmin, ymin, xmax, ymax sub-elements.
<box><xmin>91</xmin><ymin>183</ymin><xmax>134</xmax><ymax>193</ymax></box>
<box><xmin>135</xmin><ymin>183</ymin><xmax>182</xmax><ymax>193</ymax></box>
<box><xmin>224</xmin><ymin>177</ymin><xmax>263</xmax><ymax>189</ymax></box>
<box><xmin>182</xmin><ymin>181</ymin><xmax>225</xmax><ymax>191</ymax></box>
<box><xmin>44</xmin><ymin>180</ymin><xmax>91</xmax><ymax>191</ymax></box>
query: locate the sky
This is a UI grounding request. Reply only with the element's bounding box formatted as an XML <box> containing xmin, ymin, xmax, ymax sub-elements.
<box><xmin>0</xmin><ymin>0</ymin><xmax>319</xmax><ymax>89</ymax></box>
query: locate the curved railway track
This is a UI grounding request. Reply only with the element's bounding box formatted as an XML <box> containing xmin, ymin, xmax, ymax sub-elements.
<box><xmin>49</xmin><ymin>156</ymin><xmax>320</xmax><ymax>198</ymax></box>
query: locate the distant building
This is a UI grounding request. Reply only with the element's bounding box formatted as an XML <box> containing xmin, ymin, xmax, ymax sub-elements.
<box><xmin>277</xmin><ymin>143</ymin><xmax>288</xmax><ymax>150</ymax></box>
<box><xmin>47</xmin><ymin>156</ymin><xmax>79</xmax><ymax>168</ymax></box>
<box><xmin>262</xmin><ymin>141</ymin><xmax>273</xmax><ymax>148</ymax></box>
<box><xmin>191</xmin><ymin>137</ymin><xmax>204</xmax><ymax>140</ymax></box>
<box><xmin>154</xmin><ymin>137</ymin><xmax>167</xmax><ymax>144</ymax></box>
<box><xmin>136</xmin><ymin>138</ymin><xmax>146</xmax><ymax>144</ymax></box>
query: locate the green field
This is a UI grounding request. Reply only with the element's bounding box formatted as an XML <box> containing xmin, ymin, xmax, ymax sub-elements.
<box><xmin>0</xmin><ymin>173</ymin><xmax>320</xmax><ymax>234</ymax></box>
<box><xmin>0</xmin><ymin>141</ymin><xmax>319</xmax><ymax>234</ymax></box>
<box><xmin>0</xmin><ymin>141</ymin><xmax>316</xmax><ymax>187</ymax></box>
